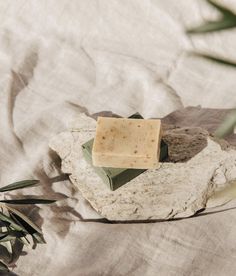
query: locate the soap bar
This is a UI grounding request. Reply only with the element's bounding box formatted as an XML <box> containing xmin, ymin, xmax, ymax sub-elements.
<box><xmin>92</xmin><ymin>117</ymin><xmax>162</xmax><ymax>169</ymax></box>
<box><xmin>82</xmin><ymin>138</ymin><xmax>168</xmax><ymax>191</ymax></box>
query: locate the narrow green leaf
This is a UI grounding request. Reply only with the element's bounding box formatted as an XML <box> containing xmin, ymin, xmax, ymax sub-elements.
<box><xmin>0</xmin><ymin>261</ymin><xmax>9</xmax><ymax>272</ymax></box>
<box><xmin>2</xmin><ymin>205</ymin><xmax>41</xmax><ymax>236</ymax></box>
<box><xmin>9</xmin><ymin>209</ymin><xmax>42</xmax><ymax>235</ymax></box>
<box><xmin>19</xmin><ymin>236</ymin><xmax>30</xmax><ymax>246</ymax></box>
<box><xmin>0</xmin><ymin>199</ymin><xmax>56</xmax><ymax>205</ymax></box>
<box><xmin>0</xmin><ymin>232</ymin><xmax>8</xmax><ymax>239</ymax></box>
<box><xmin>206</xmin><ymin>0</ymin><xmax>235</xmax><ymax>16</ymax></box>
<box><xmin>0</xmin><ymin>236</ymin><xmax>16</xmax><ymax>243</ymax></box>
<box><xmin>0</xmin><ymin>242</ymin><xmax>12</xmax><ymax>262</ymax></box>
<box><xmin>187</xmin><ymin>0</ymin><xmax>236</xmax><ymax>34</ymax></box>
<box><xmin>214</xmin><ymin>110</ymin><xmax>236</xmax><ymax>138</ymax></box>
<box><xmin>0</xmin><ymin>211</ymin><xmax>26</xmax><ymax>232</ymax></box>
<box><xmin>0</xmin><ymin>226</ymin><xmax>13</xmax><ymax>259</ymax></box>
<box><xmin>32</xmin><ymin>232</ymin><xmax>45</xmax><ymax>244</ymax></box>
<box><xmin>187</xmin><ymin>16</ymin><xmax>236</xmax><ymax>34</ymax></box>
<box><xmin>0</xmin><ymin>230</ymin><xmax>25</xmax><ymax>242</ymax></box>
<box><xmin>0</xmin><ymin>179</ymin><xmax>40</xmax><ymax>192</ymax></box>
<box><xmin>190</xmin><ymin>52</ymin><xmax>236</xmax><ymax>68</ymax></box>
<box><xmin>19</xmin><ymin>235</ymin><xmax>31</xmax><ymax>246</ymax></box>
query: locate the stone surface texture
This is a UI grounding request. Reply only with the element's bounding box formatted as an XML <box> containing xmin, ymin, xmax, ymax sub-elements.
<box><xmin>49</xmin><ymin>113</ymin><xmax>236</xmax><ymax>221</ymax></box>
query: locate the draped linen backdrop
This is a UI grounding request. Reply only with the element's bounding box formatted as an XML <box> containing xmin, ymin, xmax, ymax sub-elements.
<box><xmin>0</xmin><ymin>0</ymin><xmax>236</xmax><ymax>275</ymax></box>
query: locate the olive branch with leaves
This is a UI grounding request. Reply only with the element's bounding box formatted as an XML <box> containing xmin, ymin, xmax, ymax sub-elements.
<box><xmin>0</xmin><ymin>180</ymin><xmax>55</xmax><ymax>273</ymax></box>
<box><xmin>187</xmin><ymin>0</ymin><xmax>236</xmax><ymax>138</ymax></box>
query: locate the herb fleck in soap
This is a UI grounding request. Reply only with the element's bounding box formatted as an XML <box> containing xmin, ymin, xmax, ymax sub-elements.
<box><xmin>92</xmin><ymin>117</ymin><xmax>162</xmax><ymax>169</ymax></box>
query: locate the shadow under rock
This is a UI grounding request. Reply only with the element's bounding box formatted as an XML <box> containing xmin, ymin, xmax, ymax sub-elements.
<box><xmin>78</xmin><ymin>205</ymin><xmax>236</xmax><ymax>224</ymax></box>
<box><xmin>0</xmin><ymin>272</ymin><xmax>19</xmax><ymax>276</ymax></box>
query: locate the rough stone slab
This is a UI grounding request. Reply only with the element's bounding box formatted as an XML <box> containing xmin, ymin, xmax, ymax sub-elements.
<box><xmin>49</xmin><ymin>113</ymin><xmax>236</xmax><ymax>221</ymax></box>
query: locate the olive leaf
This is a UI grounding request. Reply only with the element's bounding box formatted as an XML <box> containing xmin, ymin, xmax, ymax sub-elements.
<box><xmin>0</xmin><ymin>227</ymin><xmax>13</xmax><ymax>259</ymax></box>
<box><xmin>0</xmin><ymin>260</ymin><xmax>9</xmax><ymax>272</ymax></box>
<box><xmin>32</xmin><ymin>232</ymin><xmax>46</xmax><ymax>244</ymax></box>
<box><xmin>206</xmin><ymin>0</ymin><xmax>234</xmax><ymax>14</ymax></box>
<box><xmin>0</xmin><ymin>211</ymin><xmax>26</xmax><ymax>232</ymax></box>
<box><xmin>186</xmin><ymin>0</ymin><xmax>236</xmax><ymax>138</ymax></box>
<box><xmin>187</xmin><ymin>16</ymin><xmax>236</xmax><ymax>34</ymax></box>
<box><xmin>0</xmin><ymin>179</ymin><xmax>56</xmax><ymax>272</ymax></box>
<box><xmin>0</xmin><ymin>230</ymin><xmax>25</xmax><ymax>242</ymax></box>
<box><xmin>189</xmin><ymin>52</ymin><xmax>236</xmax><ymax>68</ymax></box>
<box><xmin>214</xmin><ymin>110</ymin><xmax>236</xmax><ymax>138</ymax></box>
<box><xmin>9</xmin><ymin>212</ymin><xmax>42</xmax><ymax>236</ymax></box>
<box><xmin>0</xmin><ymin>180</ymin><xmax>40</xmax><ymax>193</ymax></box>
<box><xmin>187</xmin><ymin>0</ymin><xmax>236</xmax><ymax>34</ymax></box>
<box><xmin>0</xmin><ymin>199</ymin><xmax>56</xmax><ymax>205</ymax></box>
<box><xmin>0</xmin><ymin>232</ymin><xmax>8</xmax><ymax>239</ymax></box>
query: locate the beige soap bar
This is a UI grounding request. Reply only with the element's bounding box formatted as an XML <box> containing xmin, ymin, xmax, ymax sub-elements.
<box><xmin>92</xmin><ymin>117</ymin><xmax>162</xmax><ymax>169</ymax></box>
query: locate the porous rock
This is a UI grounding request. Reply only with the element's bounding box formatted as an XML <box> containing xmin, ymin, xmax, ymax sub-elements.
<box><xmin>49</xmin><ymin>113</ymin><xmax>236</xmax><ymax>221</ymax></box>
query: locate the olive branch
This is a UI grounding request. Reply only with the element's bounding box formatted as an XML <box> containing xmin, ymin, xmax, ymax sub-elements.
<box><xmin>0</xmin><ymin>180</ymin><xmax>55</xmax><ymax>272</ymax></box>
<box><xmin>187</xmin><ymin>0</ymin><xmax>236</xmax><ymax>138</ymax></box>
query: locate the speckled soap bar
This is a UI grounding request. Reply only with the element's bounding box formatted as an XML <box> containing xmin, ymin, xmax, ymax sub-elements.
<box><xmin>92</xmin><ymin>117</ymin><xmax>162</xmax><ymax>169</ymax></box>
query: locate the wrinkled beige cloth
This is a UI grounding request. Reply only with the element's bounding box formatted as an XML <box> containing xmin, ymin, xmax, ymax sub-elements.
<box><xmin>0</xmin><ymin>1</ymin><xmax>236</xmax><ymax>275</ymax></box>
